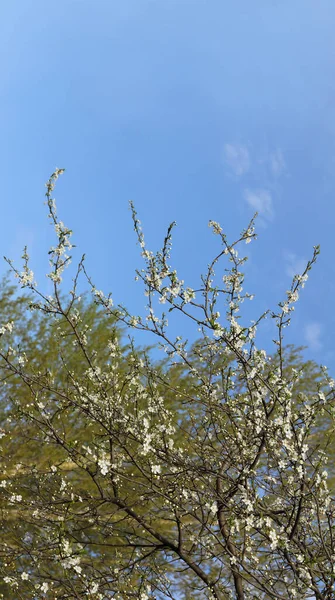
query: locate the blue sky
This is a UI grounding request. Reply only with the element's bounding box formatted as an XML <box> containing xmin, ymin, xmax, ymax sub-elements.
<box><xmin>1</xmin><ymin>0</ymin><xmax>335</xmax><ymax>370</ymax></box>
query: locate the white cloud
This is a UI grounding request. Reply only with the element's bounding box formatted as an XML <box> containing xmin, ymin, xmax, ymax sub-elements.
<box><xmin>244</xmin><ymin>188</ymin><xmax>274</xmax><ymax>222</ymax></box>
<box><xmin>269</xmin><ymin>148</ymin><xmax>286</xmax><ymax>178</ymax></box>
<box><xmin>284</xmin><ymin>252</ymin><xmax>308</xmax><ymax>279</ymax></box>
<box><xmin>304</xmin><ymin>322</ymin><xmax>322</xmax><ymax>352</ymax></box>
<box><xmin>223</xmin><ymin>143</ymin><xmax>250</xmax><ymax>176</ymax></box>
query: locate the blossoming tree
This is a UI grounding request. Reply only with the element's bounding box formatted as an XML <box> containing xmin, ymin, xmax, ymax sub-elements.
<box><xmin>0</xmin><ymin>170</ymin><xmax>334</xmax><ymax>599</ymax></box>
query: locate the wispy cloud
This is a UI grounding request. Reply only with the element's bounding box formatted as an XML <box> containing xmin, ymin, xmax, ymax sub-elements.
<box><xmin>8</xmin><ymin>226</ymin><xmax>35</xmax><ymax>261</ymax></box>
<box><xmin>223</xmin><ymin>142</ymin><xmax>288</xmax><ymax>225</ymax></box>
<box><xmin>304</xmin><ymin>322</ymin><xmax>322</xmax><ymax>352</ymax></box>
<box><xmin>269</xmin><ymin>148</ymin><xmax>286</xmax><ymax>178</ymax></box>
<box><xmin>223</xmin><ymin>143</ymin><xmax>250</xmax><ymax>176</ymax></box>
<box><xmin>244</xmin><ymin>188</ymin><xmax>274</xmax><ymax>223</ymax></box>
<box><xmin>284</xmin><ymin>252</ymin><xmax>308</xmax><ymax>279</ymax></box>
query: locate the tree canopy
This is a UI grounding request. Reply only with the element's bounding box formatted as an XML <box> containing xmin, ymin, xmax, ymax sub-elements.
<box><xmin>0</xmin><ymin>170</ymin><xmax>334</xmax><ymax>600</ymax></box>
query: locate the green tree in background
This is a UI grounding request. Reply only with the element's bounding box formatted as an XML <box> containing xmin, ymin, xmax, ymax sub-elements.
<box><xmin>0</xmin><ymin>170</ymin><xmax>334</xmax><ymax>600</ymax></box>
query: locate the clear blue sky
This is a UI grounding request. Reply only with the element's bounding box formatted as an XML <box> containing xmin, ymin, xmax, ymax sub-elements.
<box><xmin>1</xmin><ymin>0</ymin><xmax>335</xmax><ymax>370</ymax></box>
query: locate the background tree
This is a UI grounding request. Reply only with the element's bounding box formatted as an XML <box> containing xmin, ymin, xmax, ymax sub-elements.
<box><xmin>0</xmin><ymin>170</ymin><xmax>334</xmax><ymax>599</ymax></box>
